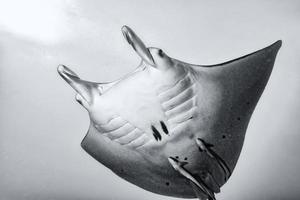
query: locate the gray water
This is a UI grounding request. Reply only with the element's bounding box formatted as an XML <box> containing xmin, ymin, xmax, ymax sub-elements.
<box><xmin>0</xmin><ymin>0</ymin><xmax>299</xmax><ymax>199</ymax></box>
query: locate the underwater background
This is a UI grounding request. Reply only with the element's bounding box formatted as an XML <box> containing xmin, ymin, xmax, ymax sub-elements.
<box><xmin>0</xmin><ymin>0</ymin><xmax>299</xmax><ymax>199</ymax></box>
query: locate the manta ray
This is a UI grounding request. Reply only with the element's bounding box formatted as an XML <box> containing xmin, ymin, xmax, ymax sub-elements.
<box><xmin>58</xmin><ymin>26</ymin><xmax>281</xmax><ymax>200</ymax></box>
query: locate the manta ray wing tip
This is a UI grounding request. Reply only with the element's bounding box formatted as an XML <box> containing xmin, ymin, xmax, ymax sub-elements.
<box><xmin>275</xmin><ymin>39</ymin><xmax>282</xmax><ymax>47</ymax></box>
<box><xmin>270</xmin><ymin>40</ymin><xmax>282</xmax><ymax>52</ymax></box>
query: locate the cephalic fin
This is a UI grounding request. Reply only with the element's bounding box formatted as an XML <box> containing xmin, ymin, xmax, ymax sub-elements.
<box><xmin>75</xmin><ymin>93</ymin><xmax>89</xmax><ymax>109</ymax></box>
<box><xmin>58</xmin><ymin>64</ymin><xmax>101</xmax><ymax>108</ymax></box>
<box><xmin>122</xmin><ymin>25</ymin><xmax>155</xmax><ymax>66</ymax></box>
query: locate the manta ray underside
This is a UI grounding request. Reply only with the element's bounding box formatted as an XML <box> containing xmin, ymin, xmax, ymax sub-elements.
<box><xmin>58</xmin><ymin>26</ymin><xmax>281</xmax><ymax>200</ymax></box>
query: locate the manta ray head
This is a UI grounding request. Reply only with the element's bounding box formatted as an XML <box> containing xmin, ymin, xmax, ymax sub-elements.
<box><xmin>58</xmin><ymin>26</ymin><xmax>281</xmax><ymax>199</ymax></box>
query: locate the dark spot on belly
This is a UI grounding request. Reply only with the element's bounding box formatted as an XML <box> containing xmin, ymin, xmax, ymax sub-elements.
<box><xmin>166</xmin><ymin>182</ymin><xmax>170</xmax><ymax>186</ymax></box>
<box><xmin>158</xmin><ymin>49</ymin><xmax>164</xmax><ymax>57</ymax></box>
<box><xmin>160</xmin><ymin>121</ymin><xmax>169</xmax><ymax>135</ymax></box>
<box><xmin>246</xmin><ymin>101</ymin><xmax>250</xmax><ymax>105</ymax></box>
<box><xmin>184</xmin><ymin>157</ymin><xmax>188</xmax><ymax>160</ymax></box>
<box><xmin>151</xmin><ymin>125</ymin><xmax>162</xmax><ymax>141</ymax></box>
<box><xmin>175</xmin><ymin>156</ymin><xmax>179</xmax><ymax>159</ymax></box>
<box><xmin>222</xmin><ymin>135</ymin><xmax>226</xmax><ymax>139</ymax></box>
<box><xmin>237</xmin><ymin>117</ymin><xmax>241</xmax><ymax>121</ymax></box>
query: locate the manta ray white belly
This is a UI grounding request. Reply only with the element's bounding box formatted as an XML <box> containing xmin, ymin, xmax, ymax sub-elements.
<box><xmin>58</xmin><ymin>26</ymin><xmax>281</xmax><ymax>200</ymax></box>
